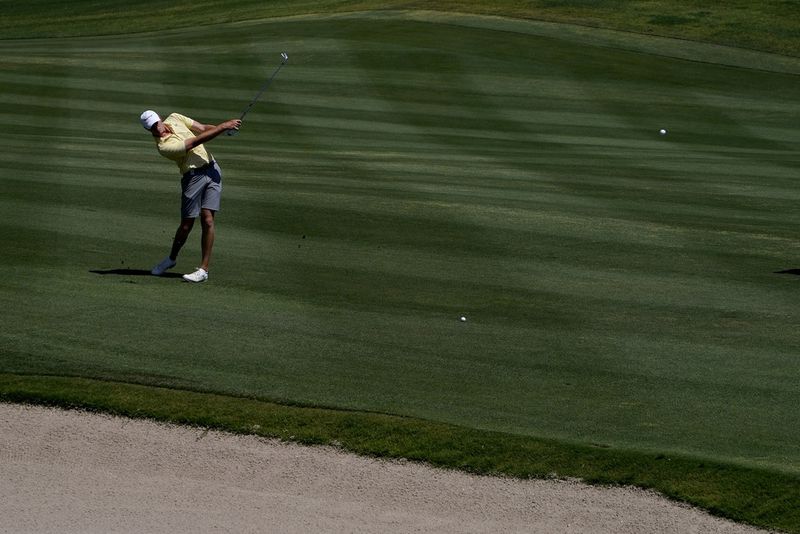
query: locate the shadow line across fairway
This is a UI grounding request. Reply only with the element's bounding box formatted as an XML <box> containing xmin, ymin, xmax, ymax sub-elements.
<box><xmin>90</xmin><ymin>269</ymin><xmax>183</xmax><ymax>279</ymax></box>
<box><xmin>775</xmin><ymin>268</ymin><xmax>800</xmax><ymax>276</ymax></box>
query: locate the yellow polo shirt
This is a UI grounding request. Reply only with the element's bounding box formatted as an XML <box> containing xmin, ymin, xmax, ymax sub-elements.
<box><xmin>156</xmin><ymin>113</ymin><xmax>213</xmax><ymax>175</ymax></box>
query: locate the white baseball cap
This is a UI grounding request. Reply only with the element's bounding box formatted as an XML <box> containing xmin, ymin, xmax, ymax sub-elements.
<box><xmin>139</xmin><ymin>110</ymin><xmax>161</xmax><ymax>130</ymax></box>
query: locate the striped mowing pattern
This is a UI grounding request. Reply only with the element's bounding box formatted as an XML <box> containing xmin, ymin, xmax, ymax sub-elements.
<box><xmin>2</xmin><ymin>13</ymin><xmax>800</xmax><ymax>475</ymax></box>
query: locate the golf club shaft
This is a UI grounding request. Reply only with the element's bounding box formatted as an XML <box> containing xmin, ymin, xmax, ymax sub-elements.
<box><xmin>227</xmin><ymin>54</ymin><xmax>288</xmax><ymax>136</ymax></box>
<box><xmin>239</xmin><ymin>63</ymin><xmax>285</xmax><ymax>121</ymax></box>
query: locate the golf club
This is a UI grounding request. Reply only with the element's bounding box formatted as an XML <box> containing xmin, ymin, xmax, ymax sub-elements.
<box><xmin>227</xmin><ymin>52</ymin><xmax>288</xmax><ymax>136</ymax></box>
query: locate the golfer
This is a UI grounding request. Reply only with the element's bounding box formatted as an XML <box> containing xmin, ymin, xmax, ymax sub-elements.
<box><xmin>141</xmin><ymin>110</ymin><xmax>241</xmax><ymax>283</ymax></box>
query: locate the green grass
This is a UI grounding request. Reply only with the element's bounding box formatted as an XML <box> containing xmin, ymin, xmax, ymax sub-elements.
<box><xmin>1</xmin><ymin>0</ymin><xmax>799</xmax><ymax>57</ymax></box>
<box><xmin>2</xmin><ymin>3</ymin><xmax>800</xmax><ymax>532</ymax></box>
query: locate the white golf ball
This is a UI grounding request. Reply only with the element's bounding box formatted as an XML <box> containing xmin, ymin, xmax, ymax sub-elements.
<box><xmin>460</xmin><ymin>316</ymin><xmax>467</xmax><ymax>322</ymax></box>
<box><xmin>659</xmin><ymin>128</ymin><xmax>667</xmax><ymax>135</ymax></box>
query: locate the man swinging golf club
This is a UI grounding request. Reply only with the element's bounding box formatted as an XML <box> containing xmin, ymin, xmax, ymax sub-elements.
<box><xmin>141</xmin><ymin>110</ymin><xmax>241</xmax><ymax>283</ymax></box>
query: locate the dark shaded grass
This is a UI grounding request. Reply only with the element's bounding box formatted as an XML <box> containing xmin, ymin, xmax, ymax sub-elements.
<box><xmin>1</xmin><ymin>374</ymin><xmax>799</xmax><ymax>533</ymax></box>
<box><xmin>1</xmin><ymin>1</ymin><xmax>799</xmax><ymax>57</ymax></box>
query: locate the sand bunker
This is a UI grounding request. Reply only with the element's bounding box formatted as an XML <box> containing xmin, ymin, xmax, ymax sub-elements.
<box><xmin>0</xmin><ymin>403</ymin><xmax>767</xmax><ymax>533</ymax></box>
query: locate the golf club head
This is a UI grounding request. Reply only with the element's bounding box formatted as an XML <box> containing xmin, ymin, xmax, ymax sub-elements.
<box><xmin>281</xmin><ymin>52</ymin><xmax>289</xmax><ymax>64</ymax></box>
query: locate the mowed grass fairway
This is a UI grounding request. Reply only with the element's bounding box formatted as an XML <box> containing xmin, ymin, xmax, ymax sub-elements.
<box><xmin>2</xmin><ymin>5</ymin><xmax>800</xmax><ymax>531</ymax></box>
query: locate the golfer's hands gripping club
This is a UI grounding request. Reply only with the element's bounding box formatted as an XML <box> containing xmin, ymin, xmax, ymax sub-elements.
<box><xmin>223</xmin><ymin>119</ymin><xmax>242</xmax><ymax>137</ymax></box>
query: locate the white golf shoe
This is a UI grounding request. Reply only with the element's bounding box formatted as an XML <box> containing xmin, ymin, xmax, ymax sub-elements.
<box><xmin>183</xmin><ymin>267</ymin><xmax>208</xmax><ymax>283</ymax></box>
<box><xmin>151</xmin><ymin>256</ymin><xmax>176</xmax><ymax>276</ymax></box>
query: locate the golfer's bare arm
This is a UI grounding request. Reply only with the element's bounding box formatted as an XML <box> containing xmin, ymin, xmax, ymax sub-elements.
<box><xmin>189</xmin><ymin>121</ymin><xmax>213</xmax><ymax>134</ymax></box>
<box><xmin>184</xmin><ymin>119</ymin><xmax>241</xmax><ymax>151</ymax></box>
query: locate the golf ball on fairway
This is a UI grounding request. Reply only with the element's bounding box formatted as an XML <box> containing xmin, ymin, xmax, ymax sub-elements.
<box><xmin>659</xmin><ymin>128</ymin><xmax>667</xmax><ymax>135</ymax></box>
<box><xmin>460</xmin><ymin>316</ymin><xmax>467</xmax><ymax>322</ymax></box>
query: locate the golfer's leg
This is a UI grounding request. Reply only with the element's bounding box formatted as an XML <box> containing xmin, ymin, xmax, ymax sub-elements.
<box><xmin>170</xmin><ymin>218</ymin><xmax>195</xmax><ymax>260</ymax></box>
<box><xmin>199</xmin><ymin>209</ymin><xmax>215</xmax><ymax>271</ymax></box>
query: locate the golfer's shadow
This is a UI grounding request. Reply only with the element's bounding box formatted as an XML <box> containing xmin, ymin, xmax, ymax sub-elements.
<box><xmin>90</xmin><ymin>268</ymin><xmax>183</xmax><ymax>279</ymax></box>
<box><xmin>775</xmin><ymin>268</ymin><xmax>800</xmax><ymax>276</ymax></box>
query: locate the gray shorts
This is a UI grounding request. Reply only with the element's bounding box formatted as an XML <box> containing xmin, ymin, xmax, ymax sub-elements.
<box><xmin>181</xmin><ymin>161</ymin><xmax>222</xmax><ymax>218</ymax></box>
